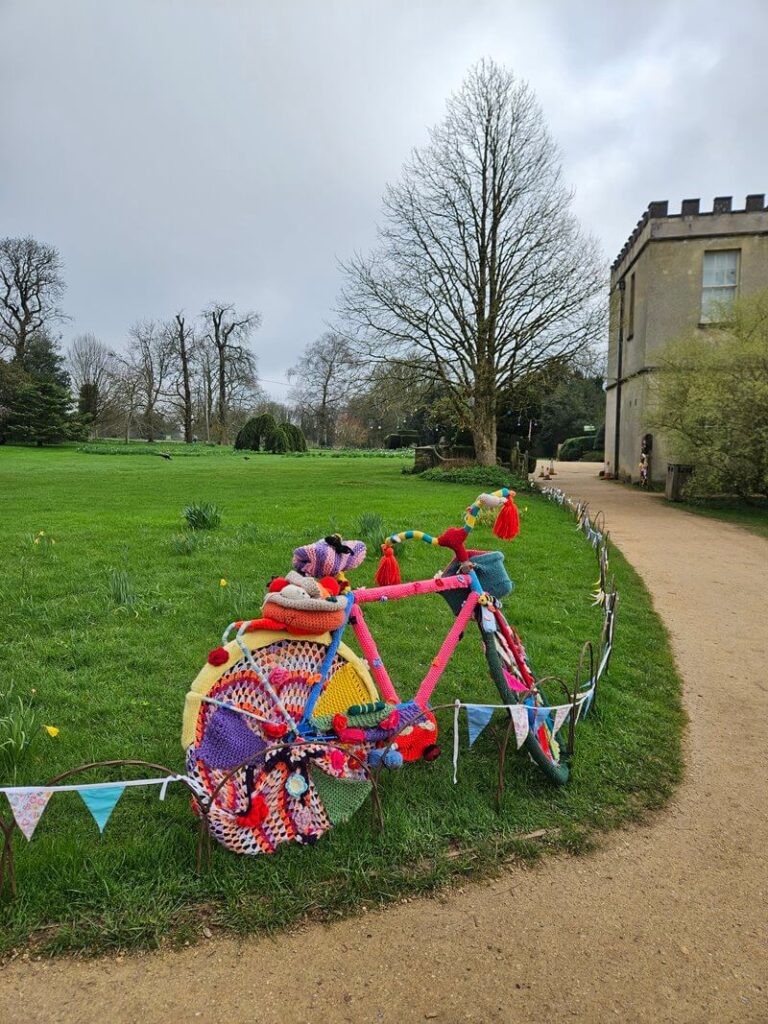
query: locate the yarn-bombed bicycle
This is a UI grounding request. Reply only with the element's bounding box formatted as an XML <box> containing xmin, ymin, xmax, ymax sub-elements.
<box><xmin>182</xmin><ymin>489</ymin><xmax>573</xmax><ymax>856</ymax></box>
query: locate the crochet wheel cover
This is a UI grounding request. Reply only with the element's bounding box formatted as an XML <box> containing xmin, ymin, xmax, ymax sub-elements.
<box><xmin>184</xmin><ymin>634</ymin><xmax>377</xmax><ymax>855</ymax></box>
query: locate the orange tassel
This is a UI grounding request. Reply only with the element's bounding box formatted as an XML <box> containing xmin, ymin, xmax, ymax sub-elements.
<box><xmin>493</xmin><ymin>494</ymin><xmax>520</xmax><ymax>540</ymax></box>
<box><xmin>374</xmin><ymin>544</ymin><xmax>401</xmax><ymax>586</ymax></box>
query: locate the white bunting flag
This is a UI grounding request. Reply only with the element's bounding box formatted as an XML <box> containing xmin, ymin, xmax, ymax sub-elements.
<box><xmin>510</xmin><ymin>704</ymin><xmax>529</xmax><ymax>749</ymax></box>
<box><xmin>553</xmin><ymin>705</ymin><xmax>571</xmax><ymax>735</ymax></box>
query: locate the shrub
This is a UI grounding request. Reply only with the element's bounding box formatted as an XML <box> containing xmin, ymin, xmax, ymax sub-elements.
<box><xmin>264</xmin><ymin>425</ymin><xmax>290</xmax><ymax>453</ymax></box>
<box><xmin>234</xmin><ymin>413</ymin><xmax>277</xmax><ymax>451</ymax></box>
<box><xmin>183</xmin><ymin>501</ymin><xmax>222</xmax><ymax>530</ymax></box>
<box><xmin>420</xmin><ymin>465</ymin><xmax>515</xmax><ymax>488</ymax></box>
<box><xmin>78</xmin><ymin>443</ymin><xmax>218</xmax><ymax>456</ymax></box>
<box><xmin>282</xmin><ymin>423</ymin><xmax>307</xmax><ymax>452</ymax></box>
<box><xmin>558</xmin><ymin>435</ymin><xmax>594</xmax><ymax>461</ymax></box>
<box><xmin>652</xmin><ymin>290</ymin><xmax>768</xmax><ymax>501</ymax></box>
<box><xmin>580</xmin><ymin>450</ymin><xmax>605</xmax><ymax>463</ymax></box>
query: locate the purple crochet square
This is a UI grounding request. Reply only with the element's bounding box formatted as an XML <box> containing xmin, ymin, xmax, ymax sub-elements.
<box><xmin>196</xmin><ymin>706</ymin><xmax>267</xmax><ymax>771</ymax></box>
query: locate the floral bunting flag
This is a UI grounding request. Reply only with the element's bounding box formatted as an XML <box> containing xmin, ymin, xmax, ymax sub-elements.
<box><xmin>6</xmin><ymin>790</ymin><xmax>53</xmax><ymax>841</ymax></box>
<box><xmin>510</xmin><ymin>704</ymin><xmax>529</xmax><ymax>749</ymax></box>
<box><xmin>553</xmin><ymin>705</ymin><xmax>571</xmax><ymax>735</ymax></box>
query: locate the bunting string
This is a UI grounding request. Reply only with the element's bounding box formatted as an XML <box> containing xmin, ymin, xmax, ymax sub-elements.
<box><xmin>1</xmin><ymin>776</ymin><xmax>189</xmax><ymax>842</ymax></box>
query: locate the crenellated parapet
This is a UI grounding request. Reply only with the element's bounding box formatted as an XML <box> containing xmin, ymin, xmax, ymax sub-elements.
<box><xmin>611</xmin><ymin>194</ymin><xmax>767</xmax><ymax>276</ymax></box>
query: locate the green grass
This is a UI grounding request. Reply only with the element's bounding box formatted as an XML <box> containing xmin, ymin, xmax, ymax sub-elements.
<box><xmin>673</xmin><ymin>496</ymin><xmax>768</xmax><ymax>540</ymax></box>
<box><xmin>0</xmin><ymin>445</ymin><xmax>683</xmax><ymax>955</ymax></box>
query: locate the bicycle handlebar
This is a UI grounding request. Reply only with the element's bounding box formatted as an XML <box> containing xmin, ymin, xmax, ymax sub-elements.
<box><xmin>383</xmin><ymin>488</ymin><xmax>515</xmax><ymax>548</ymax></box>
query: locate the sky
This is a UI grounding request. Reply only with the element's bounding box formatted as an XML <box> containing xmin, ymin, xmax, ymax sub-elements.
<box><xmin>1</xmin><ymin>0</ymin><xmax>767</xmax><ymax>397</ymax></box>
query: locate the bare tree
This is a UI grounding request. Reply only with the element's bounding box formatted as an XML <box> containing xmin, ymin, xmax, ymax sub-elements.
<box><xmin>288</xmin><ymin>332</ymin><xmax>359</xmax><ymax>446</ymax></box>
<box><xmin>341</xmin><ymin>60</ymin><xmax>605</xmax><ymax>464</ymax></box>
<box><xmin>112</xmin><ymin>358</ymin><xmax>143</xmax><ymax>444</ymax></box>
<box><xmin>0</xmin><ymin>237</ymin><xmax>67</xmax><ymax>363</ymax></box>
<box><xmin>163</xmin><ymin>312</ymin><xmax>196</xmax><ymax>442</ymax></box>
<box><xmin>126</xmin><ymin>319</ymin><xmax>174</xmax><ymax>441</ymax></box>
<box><xmin>199</xmin><ymin>303</ymin><xmax>261</xmax><ymax>443</ymax></box>
<box><xmin>68</xmin><ymin>333</ymin><xmax>120</xmax><ymax>429</ymax></box>
<box><xmin>192</xmin><ymin>337</ymin><xmax>216</xmax><ymax>442</ymax></box>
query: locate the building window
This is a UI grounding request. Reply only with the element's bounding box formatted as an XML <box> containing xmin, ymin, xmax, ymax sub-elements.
<box><xmin>627</xmin><ymin>272</ymin><xmax>636</xmax><ymax>339</ymax></box>
<box><xmin>701</xmin><ymin>250</ymin><xmax>739</xmax><ymax>322</ymax></box>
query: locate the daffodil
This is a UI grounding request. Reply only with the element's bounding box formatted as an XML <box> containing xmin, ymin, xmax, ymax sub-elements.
<box><xmin>44</xmin><ymin>725</ymin><xmax>60</xmax><ymax>738</ymax></box>
<box><xmin>219</xmin><ymin>578</ymin><xmax>228</xmax><ymax>587</ymax></box>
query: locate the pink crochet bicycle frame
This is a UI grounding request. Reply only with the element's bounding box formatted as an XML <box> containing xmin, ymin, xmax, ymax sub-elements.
<box><xmin>351</xmin><ymin>574</ymin><xmax>480</xmax><ymax>708</ymax></box>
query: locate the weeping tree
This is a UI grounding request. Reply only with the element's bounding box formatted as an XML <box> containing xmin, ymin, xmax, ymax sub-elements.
<box><xmin>341</xmin><ymin>59</ymin><xmax>605</xmax><ymax>464</ymax></box>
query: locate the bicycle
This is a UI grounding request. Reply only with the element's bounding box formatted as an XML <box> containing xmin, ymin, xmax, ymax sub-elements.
<box><xmin>182</xmin><ymin>489</ymin><xmax>573</xmax><ymax>856</ymax></box>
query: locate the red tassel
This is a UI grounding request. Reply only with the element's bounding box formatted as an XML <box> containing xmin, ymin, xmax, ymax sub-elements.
<box><xmin>374</xmin><ymin>544</ymin><xmax>401</xmax><ymax>586</ymax></box>
<box><xmin>493</xmin><ymin>494</ymin><xmax>520</xmax><ymax>540</ymax></box>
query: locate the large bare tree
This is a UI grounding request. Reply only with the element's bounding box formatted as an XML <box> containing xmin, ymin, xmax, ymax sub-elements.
<box><xmin>199</xmin><ymin>303</ymin><xmax>260</xmax><ymax>443</ymax></box>
<box><xmin>288</xmin><ymin>332</ymin><xmax>359</xmax><ymax>446</ymax></box>
<box><xmin>341</xmin><ymin>60</ymin><xmax>605</xmax><ymax>464</ymax></box>
<box><xmin>125</xmin><ymin>319</ymin><xmax>174</xmax><ymax>442</ymax></box>
<box><xmin>0</xmin><ymin>237</ymin><xmax>67</xmax><ymax>363</ymax></box>
<box><xmin>68</xmin><ymin>333</ymin><xmax>120</xmax><ymax>429</ymax></box>
<box><xmin>163</xmin><ymin>312</ymin><xmax>196</xmax><ymax>443</ymax></box>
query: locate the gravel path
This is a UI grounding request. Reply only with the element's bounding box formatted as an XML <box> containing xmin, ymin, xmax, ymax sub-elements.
<box><xmin>2</xmin><ymin>464</ymin><xmax>767</xmax><ymax>1023</ymax></box>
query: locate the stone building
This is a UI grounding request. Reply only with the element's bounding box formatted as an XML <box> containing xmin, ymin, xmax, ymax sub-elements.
<box><xmin>604</xmin><ymin>194</ymin><xmax>768</xmax><ymax>484</ymax></box>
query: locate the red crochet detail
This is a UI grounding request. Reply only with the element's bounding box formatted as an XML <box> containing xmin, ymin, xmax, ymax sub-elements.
<box><xmin>208</xmin><ymin>646</ymin><xmax>229</xmax><ymax>666</ymax></box>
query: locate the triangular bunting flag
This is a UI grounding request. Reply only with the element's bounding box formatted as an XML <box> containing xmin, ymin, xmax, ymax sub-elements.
<box><xmin>79</xmin><ymin>785</ymin><xmax>125</xmax><ymax>833</ymax></box>
<box><xmin>553</xmin><ymin>705</ymin><xmax>571</xmax><ymax>735</ymax></box>
<box><xmin>309</xmin><ymin>767</ymin><xmax>371</xmax><ymax>826</ymax></box>
<box><xmin>6</xmin><ymin>790</ymin><xmax>53</xmax><ymax>841</ymax></box>
<box><xmin>466</xmin><ymin>705</ymin><xmax>495</xmax><ymax>747</ymax></box>
<box><xmin>510</xmin><ymin>704</ymin><xmax>529</xmax><ymax>749</ymax></box>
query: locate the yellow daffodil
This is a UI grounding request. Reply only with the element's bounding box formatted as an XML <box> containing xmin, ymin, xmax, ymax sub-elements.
<box><xmin>219</xmin><ymin>578</ymin><xmax>228</xmax><ymax>587</ymax></box>
<box><xmin>44</xmin><ymin>725</ymin><xmax>60</xmax><ymax>738</ymax></box>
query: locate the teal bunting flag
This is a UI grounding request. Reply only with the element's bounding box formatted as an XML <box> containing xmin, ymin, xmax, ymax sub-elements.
<box><xmin>466</xmin><ymin>705</ymin><xmax>495</xmax><ymax>747</ymax></box>
<box><xmin>79</xmin><ymin>785</ymin><xmax>126</xmax><ymax>833</ymax></box>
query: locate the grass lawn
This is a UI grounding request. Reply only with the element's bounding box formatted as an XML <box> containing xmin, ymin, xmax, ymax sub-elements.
<box><xmin>0</xmin><ymin>445</ymin><xmax>683</xmax><ymax>955</ymax></box>
<box><xmin>671</xmin><ymin>497</ymin><xmax>768</xmax><ymax>540</ymax></box>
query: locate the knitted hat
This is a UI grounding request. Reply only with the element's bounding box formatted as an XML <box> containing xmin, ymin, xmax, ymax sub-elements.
<box><xmin>293</xmin><ymin>535</ymin><xmax>367</xmax><ymax>577</ymax></box>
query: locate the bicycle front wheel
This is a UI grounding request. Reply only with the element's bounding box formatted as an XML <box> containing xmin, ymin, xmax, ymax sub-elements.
<box><xmin>479</xmin><ymin>605</ymin><xmax>570</xmax><ymax>786</ymax></box>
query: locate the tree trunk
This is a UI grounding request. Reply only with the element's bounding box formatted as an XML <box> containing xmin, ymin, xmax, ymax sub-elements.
<box><xmin>472</xmin><ymin>401</ymin><xmax>498</xmax><ymax>466</ymax></box>
<box><xmin>217</xmin><ymin>349</ymin><xmax>227</xmax><ymax>445</ymax></box>
<box><xmin>176</xmin><ymin>315</ymin><xmax>193</xmax><ymax>444</ymax></box>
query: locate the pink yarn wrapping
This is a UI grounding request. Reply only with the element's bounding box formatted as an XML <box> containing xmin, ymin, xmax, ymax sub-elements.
<box><xmin>350</xmin><ymin>605</ymin><xmax>400</xmax><ymax>703</ymax></box>
<box><xmin>355</xmin><ymin>575</ymin><xmax>471</xmax><ymax>604</ymax></box>
<box><xmin>414</xmin><ymin>591</ymin><xmax>479</xmax><ymax>706</ymax></box>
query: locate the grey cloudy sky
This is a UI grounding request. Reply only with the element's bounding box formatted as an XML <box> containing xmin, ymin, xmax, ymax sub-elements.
<box><xmin>2</xmin><ymin>0</ymin><xmax>766</xmax><ymax>396</ymax></box>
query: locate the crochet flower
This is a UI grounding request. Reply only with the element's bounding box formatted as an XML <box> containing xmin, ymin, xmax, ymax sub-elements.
<box><xmin>207</xmin><ymin>646</ymin><xmax>229</xmax><ymax>666</ymax></box>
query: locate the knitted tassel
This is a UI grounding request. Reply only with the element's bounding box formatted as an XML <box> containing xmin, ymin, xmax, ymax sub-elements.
<box><xmin>374</xmin><ymin>544</ymin><xmax>401</xmax><ymax>586</ymax></box>
<box><xmin>493</xmin><ymin>494</ymin><xmax>520</xmax><ymax>540</ymax></box>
